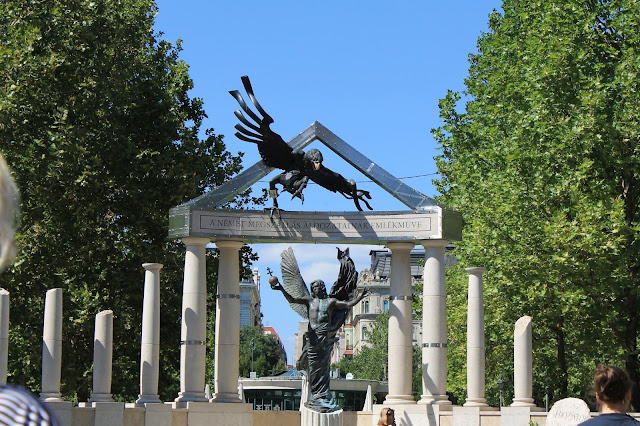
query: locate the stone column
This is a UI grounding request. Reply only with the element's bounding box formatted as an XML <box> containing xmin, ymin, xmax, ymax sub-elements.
<box><xmin>90</xmin><ymin>310</ymin><xmax>114</xmax><ymax>403</ymax></box>
<box><xmin>40</xmin><ymin>288</ymin><xmax>63</xmax><ymax>402</ymax></box>
<box><xmin>419</xmin><ymin>240</ymin><xmax>451</xmax><ymax>405</ymax></box>
<box><xmin>512</xmin><ymin>316</ymin><xmax>536</xmax><ymax>407</ymax></box>
<box><xmin>464</xmin><ymin>267</ymin><xmax>488</xmax><ymax>407</ymax></box>
<box><xmin>175</xmin><ymin>236</ymin><xmax>211</xmax><ymax>406</ymax></box>
<box><xmin>137</xmin><ymin>263</ymin><xmax>163</xmax><ymax>406</ymax></box>
<box><xmin>0</xmin><ymin>289</ymin><xmax>8</xmax><ymax>385</ymax></box>
<box><xmin>384</xmin><ymin>241</ymin><xmax>415</xmax><ymax>405</ymax></box>
<box><xmin>212</xmin><ymin>239</ymin><xmax>244</xmax><ymax>403</ymax></box>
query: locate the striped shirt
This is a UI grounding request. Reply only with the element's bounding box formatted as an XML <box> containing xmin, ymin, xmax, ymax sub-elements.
<box><xmin>0</xmin><ymin>385</ymin><xmax>60</xmax><ymax>425</ymax></box>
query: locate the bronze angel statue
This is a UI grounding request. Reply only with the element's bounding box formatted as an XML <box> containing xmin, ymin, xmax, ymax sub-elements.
<box><xmin>268</xmin><ymin>247</ymin><xmax>367</xmax><ymax>413</ymax></box>
<box><xmin>229</xmin><ymin>76</ymin><xmax>373</xmax><ymax>212</ymax></box>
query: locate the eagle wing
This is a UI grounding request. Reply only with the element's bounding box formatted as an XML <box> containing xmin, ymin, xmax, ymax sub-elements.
<box><xmin>329</xmin><ymin>247</ymin><xmax>359</xmax><ymax>302</ymax></box>
<box><xmin>328</xmin><ymin>247</ymin><xmax>359</xmax><ymax>332</ymax></box>
<box><xmin>280</xmin><ymin>247</ymin><xmax>310</xmax><ymax>320</ymax></box>
<box><xmin>229</xmin><ymin>76</ymin><xmax>299</xmax><ymax>171</ymax></box>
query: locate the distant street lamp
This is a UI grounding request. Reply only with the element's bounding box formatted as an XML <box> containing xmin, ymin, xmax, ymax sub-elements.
<box><xmin>541</xmin><ymin>372</ymin><xmax>549</xmax><ymax>411</ymax></box>
<box><xmin>250</xmin><ymin>338</ymin><xmax>255</xmax><ymax>374</ymax></box>
<box><xmin>497</xmin><ymin>377</ymin><xmax>504</xmax><ymax>410</ymax></box>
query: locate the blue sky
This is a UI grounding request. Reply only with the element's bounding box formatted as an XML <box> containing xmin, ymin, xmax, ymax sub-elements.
<box><xmin>154</xmin><ymin>1</ymin><xmax>503</xmax><ymax>365</ymax></box>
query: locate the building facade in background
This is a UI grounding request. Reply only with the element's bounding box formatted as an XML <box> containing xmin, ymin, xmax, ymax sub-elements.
<box><xmin>239</xmin><ymin>267</ymin><xmax>262</xmax><ymax>329</ymax></box>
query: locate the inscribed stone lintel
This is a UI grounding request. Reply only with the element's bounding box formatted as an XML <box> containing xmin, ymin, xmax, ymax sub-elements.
<box><xmin>186</xmin><ymin>209</ymin><xmax>447</xmax><ymax>244</ymax></box>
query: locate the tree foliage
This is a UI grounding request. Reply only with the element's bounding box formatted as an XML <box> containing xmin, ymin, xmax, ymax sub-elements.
<box><xmin>238</xmin><ymin>326</ymin><xmax>287</xmax><ymax>378</ymax></box>
<box><xmin>433</xmin><ymin>0</ymin><xmax>640</xmax><ymax>407</ymax></box>
<box><xmin>0</xmin><ymin>0</ymin><xmax>260</xmax><ymax>401</ymax></box>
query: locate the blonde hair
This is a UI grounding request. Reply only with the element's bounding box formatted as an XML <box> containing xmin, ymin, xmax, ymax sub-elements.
<box><xmin>0</xmin><ymin>152</ymin><xmax>19</xmax><ymax>270</ymax></box>
<box><xmin>378</xmin><ymin>407</ymin><xmax>395</xmax><ymax>425</ymax></box>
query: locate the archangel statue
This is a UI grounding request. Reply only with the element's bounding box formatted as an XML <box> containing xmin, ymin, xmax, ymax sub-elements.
<box><xmin>230</xmin><ymin>76</ymin><xmax>373</xmax><ymax>212</ymax></box>
<box><xmin>269</xmin><ymin>247</ymin><xmax>368</xmax><ymax>412</ymax></box>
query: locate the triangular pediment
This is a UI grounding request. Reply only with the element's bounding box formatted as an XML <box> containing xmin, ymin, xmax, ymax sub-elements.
<box><xmin>177</xmin><ymin>121</ymin><xmax>442</xmax><ymax>211</ymax></box>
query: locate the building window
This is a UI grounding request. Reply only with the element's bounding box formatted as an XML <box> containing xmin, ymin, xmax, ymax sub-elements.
<box><xmin>412</xmin><ymin>326</ymin><xmax>416</xmax><ymax>341</ymax></box>
<box><xmin>363</xmin><ymin>301</ymin><xmax>369</xmax><ymax>314</ymax></box>
<box><xmin>383</xmin><ymin>299</ymin><xmax>389</xmax><ymax>311</ymax></box>
<box><xmin>362</xmin><ymin>326</ymin><xmax>368</xmax><ymax>341</ymax></box>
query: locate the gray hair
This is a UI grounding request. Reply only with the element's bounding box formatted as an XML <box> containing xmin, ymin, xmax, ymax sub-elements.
<box><xmin>0</xmin><ymin>153</ymin><xmax>19</xmax><ymax>270</ymax></box>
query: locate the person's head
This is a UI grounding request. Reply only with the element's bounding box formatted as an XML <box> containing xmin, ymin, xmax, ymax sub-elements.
<box><xmin>378</xmin><ymin>407</ymin><xmax>395</xmax><ymax>425</ymax></box>
<box><xmin>310</xmin><ymin>280</ymin><xmax>327</xmax><ymax>298</ymax></box>
<box><xmin>0</xmin><ymin>152</ymin><xmax>19</xmax><ymax>271</ymax></box>
<box><xmin>593</xmin><ymin>365</ymin><xmax>633</xmax><ymax>412</ymax></box>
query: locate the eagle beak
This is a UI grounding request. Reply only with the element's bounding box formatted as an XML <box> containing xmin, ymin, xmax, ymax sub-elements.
<box><xmin>314</xmin><ymin>162</ymin><xmax>321</xmax><ymax>170</ymax></box>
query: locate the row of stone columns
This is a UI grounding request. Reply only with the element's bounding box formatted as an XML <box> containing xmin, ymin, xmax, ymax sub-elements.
<box><xmin>0</xmin><ymin>237</ymin><xmax>537</xmax><ymax>411</ymax></box>
<box><xmin>382</xmin><ymin>242</ymin><xmax>536</xmax><ymax>410</ymax></box>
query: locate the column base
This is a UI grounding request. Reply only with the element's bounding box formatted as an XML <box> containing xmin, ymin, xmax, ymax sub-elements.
<box><xmin>384</xmin><ymin>394</ymin><xmax>416</xmax><ymax>405</ymax></box>
<box><xmin>418</xmin><ymin>394</ymin><xmax>452</xmax><ymax>405</ymax></box>
<box><xmin>511</xmin><ymin>398</ymin><xmax>538</xmax><ymax>408</ymax></box>
<box><xmin>211</xmin><ymin>392</ymin><xmax>242</xmax><ymax>403</ymax></box>
<box><xmin>174</xmin><ymin>391</ymin><xmax>208</xmax><ymax>408</ymax></box>
<box><xmin>39</xmin><ymin>392</ymin><xmax>63</xmax><ymax>402</ymax></box>
<box><xmin>135</xmin><ymin>394</ymin><xmax>162</xmax><ymax>407</ymax></box>
<box><xmin>464</xmin><ymin>398</ymin><xmax>489</xmax><ymax>407</ymax></box>
<box><xmin>89</xmin><ymin>392</ymin><xmax>114</xmax><ymax>403</ymax></box>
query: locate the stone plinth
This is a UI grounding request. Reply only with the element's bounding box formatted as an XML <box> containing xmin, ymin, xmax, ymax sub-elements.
<box><xmin>184</xmin><ymin>401</ymin><xmax>252</xmax><ymax>426</ymax></box>
<box><xmin>301</xmin><ymin>405</ymin><xmax>343</xmax><ymax>426</ymax></box>
<box><xmin>43</xmin><ymin>400</ymin><xmax>72</xmax><ymax>426</ymax></box>
<box><xmin>92</xmin><ymin>401</ymin><xmax>124</xmax><ymax>426</ymax></box>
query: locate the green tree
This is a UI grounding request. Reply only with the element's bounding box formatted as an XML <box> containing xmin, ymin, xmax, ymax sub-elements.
<box><xmin>238</xmin><ymin>326</ymin><xmax>286</xmax><ymax>378</ymax></box>
<box><xmin>433</xmin><ymin>0</ymin><xmax>640</xmax><ymax>407</ymax></box>
<box><xmin>0</xmin><ymin>0</ymin><xmax>260</xmax><ymax>401</ymax></box>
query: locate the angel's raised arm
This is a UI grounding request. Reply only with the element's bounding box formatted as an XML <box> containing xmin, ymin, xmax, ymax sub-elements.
<box><xmin>333</xmin><ymin>288</ymin><xmax>369</xmax><ymax>311</ymax></box>
<box><xmin>270</xmin><ymin>277</ymin><xmax>309</xmax><ymax>306</ymax></box>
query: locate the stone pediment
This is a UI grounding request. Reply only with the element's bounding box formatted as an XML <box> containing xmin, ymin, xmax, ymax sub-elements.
<box><xmin>169</xmin><ymin>122</ymin><xmax>462</xmax><ymax>242</ymax></box>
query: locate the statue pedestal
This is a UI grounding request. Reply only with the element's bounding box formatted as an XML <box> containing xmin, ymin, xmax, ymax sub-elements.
<box><xmin>301</xmin><ymin>405</ymin><xmax>343</xmax><ymax>426</ymax></box>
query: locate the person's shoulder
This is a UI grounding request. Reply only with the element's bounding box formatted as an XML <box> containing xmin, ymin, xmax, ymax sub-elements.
<box><xmin>579</xmin><ymin>413</ymin><xmax>640</xmax><ymax>425</ymax></box>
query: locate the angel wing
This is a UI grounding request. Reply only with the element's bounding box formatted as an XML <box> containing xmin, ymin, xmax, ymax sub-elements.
<box><xmin>229</xmin><ymin>76</ymin><xmax>301</xmax><ymax>172</ymax></box>
<box><xmin>280</xmin><ymin>247</ymin><xmax>310</xmax><ymax>320</ymax></box>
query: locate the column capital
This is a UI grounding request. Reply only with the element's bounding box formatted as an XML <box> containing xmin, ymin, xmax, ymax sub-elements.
<box><xmin>385</xmin><ymin>241</ymin><xmax>415</xmax><ymax>252</ymax></box>
<box><xmin>142</xmin><ymin>263</ymin><xmax>164</xmax><ymax>271</ymax></box>
<box><xmin>465</xmin><ymin>267</ymin><xmax>486</xmax><ymax>275</ymax></box>
<box><xmin>180</xmin><ymin>236</ymin><xmax>211</xmax><ymax>247</ymax></box>
<box><xmin>420</xmin><ymin>239</ymin><xmax>450</xmax><ymax>249</ymax></box>
<box><xmin>214</xmin><ymin>239</ymin><xmax>244</xmax><ymax>250</ymax></box>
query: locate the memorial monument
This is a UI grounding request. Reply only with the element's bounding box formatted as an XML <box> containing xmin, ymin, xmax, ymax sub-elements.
<box><xmin>167</xmin><ymin>75</ymin><xmax>463</xmax><ymax>425</ymax></box>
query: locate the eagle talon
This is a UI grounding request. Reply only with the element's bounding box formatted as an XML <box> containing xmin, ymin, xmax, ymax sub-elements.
<box><xmin>266</xmin><ymin>206</ymin><xmax>282</xmax><ymax>221</ymax></box>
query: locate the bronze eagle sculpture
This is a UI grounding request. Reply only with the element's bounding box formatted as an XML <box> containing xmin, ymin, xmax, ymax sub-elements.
<box><xmin>229</xmin><ymin>76</ymin><xmax>373</xmax><ymax>212</ymax></box>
